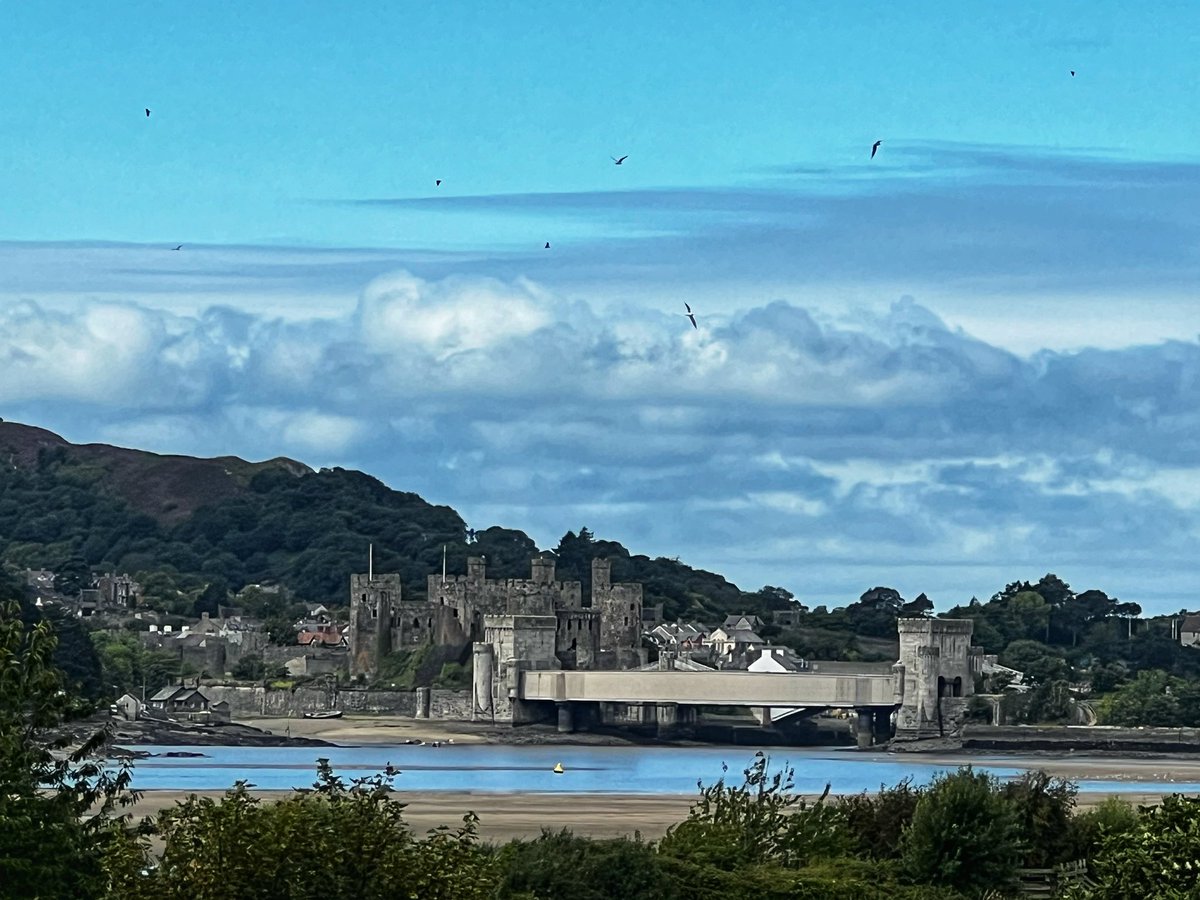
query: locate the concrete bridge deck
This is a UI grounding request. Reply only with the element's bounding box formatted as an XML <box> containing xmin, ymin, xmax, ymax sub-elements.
<box><xmin>520</xmin><ymin>669</ymin><xmax>898</xmax><ymax>708</ymax></box>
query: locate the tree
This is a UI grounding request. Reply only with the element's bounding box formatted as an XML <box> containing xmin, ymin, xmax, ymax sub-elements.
<box><xmin>899</xmin><ymin>768</ymin><xmax>1024</xmax><ymax>894</ymax></box>
<box><xmin>1000</xmin><ymin>639</ymin><xmax>1069</xmax><ymax>685</ymax></box>
<box><xmin>231</xmin><ymin>654</ymin><xmax>267</xmax><ymax>680</ymax></box>
<box><xmin>0</xmin><ymin>596</ymin><xmax>135</xmax><ymax>898</ymax></box>
<box><xmin>900</xmin><ymin>593</ymin><xmax>934</xmax><ymax>618</ymax></box>
<box><xmin>1000</xmin><ymin>771</ymin><xmax>1078</xmax><ymax>867</ymax></box>
<box><xmin>1098</xmin><ymin>669</ymin><xmax>1188</xmax><ymax>727</ymax></box>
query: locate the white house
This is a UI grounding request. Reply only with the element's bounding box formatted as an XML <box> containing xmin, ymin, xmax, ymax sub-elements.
<box><xmin>748</xmin><ymin>646</ymin><xmax>808</xmax><ymax>673</ymax></box>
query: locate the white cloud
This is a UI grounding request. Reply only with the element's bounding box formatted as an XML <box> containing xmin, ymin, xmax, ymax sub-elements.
<box><xmin>6</xmin><ymin>268</ymin><xmax>1200</xmax><ymax>614</ymax></box>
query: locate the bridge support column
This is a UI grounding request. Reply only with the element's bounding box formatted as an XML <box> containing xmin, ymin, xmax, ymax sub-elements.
<box><xmin>873</xmin><ymin>708</ymin><xmax>892</xmax><ymax>743</ymax></box>
<box><xmin>656</xmin><ymin>702</ymin><xmax>679</xmax><ymax>739</ymax></box>
<box><xmin>855</xmin><ymin>708</ymin><xmax>874</xmax><ymax>748</ymax></box>
<box><xmin>556</xmin><ymin>701</ymin><xmax>574</xmax><ymax>734</ymax></box>
<box><xmin>414</xmin><ymin>687</ymin><xmax>431</xmax><ymax>719</ymax></box>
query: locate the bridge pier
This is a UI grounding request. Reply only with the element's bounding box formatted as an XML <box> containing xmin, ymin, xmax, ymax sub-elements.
<box><xmin>656</xmin><ymin>703</ymin><xmax>679</xmax><ymax>739</ymax></box>
<box><xmin>873</xmin><ymin>708</ymin><xmax>893</xmax><ymax>743</ymax></box>
<box><xmin>855</xmin><ymin>708</ymin><xmax>874</xmax><ymax>748</ymax></box>
<box><xmin>556</xmin><ymin>701</ymin><xmax>574</xmax><ymax>734</ymax></box>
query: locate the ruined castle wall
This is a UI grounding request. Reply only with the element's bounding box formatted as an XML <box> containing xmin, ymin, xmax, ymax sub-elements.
<box><xmin>556</xmin><ymin>609</ymin><xmax>601</xmax><ymax>669</ymax></box>
<box><xmin>390</xmin><ymin>601</ymin><xmax>468</xmax><ymax>649</ymax></box>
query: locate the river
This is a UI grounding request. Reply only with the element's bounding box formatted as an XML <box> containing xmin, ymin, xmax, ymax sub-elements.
<box><xmin>114</xmin><ymin>744</ymin><xmax>1200</xmax><ymax>795</ymax></box>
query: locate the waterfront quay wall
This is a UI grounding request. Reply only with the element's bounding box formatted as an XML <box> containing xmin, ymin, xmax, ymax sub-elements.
<box><xmin>202</xmin><ymin>685</ymin><xmax>472</xmax><ymax>720</ymax></box>
<box><xmin>963</xmin><ymin>724</ymin><xmax>1200</xmax><ymax>753</ymax></box>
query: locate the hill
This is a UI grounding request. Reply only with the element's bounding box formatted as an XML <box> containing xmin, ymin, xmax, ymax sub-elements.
<box><xmin>0</xmin><ymin>421</ymin><xmax>785</xmax><ymax>621</ymax></box>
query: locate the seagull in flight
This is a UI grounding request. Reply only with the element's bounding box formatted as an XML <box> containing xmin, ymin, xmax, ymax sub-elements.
<box><xmin>145</xmin><ymin>109</ymin><xmax>151</xmax><ymax>117</ymax></box>
<box><xmin>545</xmin><ymin>242</ymin><xmax>551</xmax><ymax>249</ymax></box>
<box><xmin>170</xmin><ymin>244</ymin><xmax>183</xmax><ymax>251</ymax></box>
<box><xmin>611</xmin><ymin>155</ymin><xmax>628</xmax><ymax>165</ymax></box>
<box><xmin>435</xmin><ymin>179</ymin><xmax>442</xmax><ymax>186</ymax></box>
<box><xmin>870</xmin><ymin>140</ymin><xmax>882</xmax><ymax>159</ymax></box>
<box><xmin>1070</xmin><ymin>70</ymin><xmax>1076</xmax><ymax>77</ymax></box>
<box><xmin>684</xmin><ymin>302</ymin><xmax>697</xmax><ymax>329</ymax></box>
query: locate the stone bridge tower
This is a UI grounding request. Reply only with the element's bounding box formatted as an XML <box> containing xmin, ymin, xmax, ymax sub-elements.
<box><xmin>893</xmin><ymin>618</ymin><xmax>974</xmax><ymax>741</ymax></box>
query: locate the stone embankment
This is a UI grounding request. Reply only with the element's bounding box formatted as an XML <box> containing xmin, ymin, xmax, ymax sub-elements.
<box><xmin>961</xmin><ymin>724</ymin><xmax>1200</xmax><ymax>754</ymax></box>
<box><xmin>200</xmin><ymin>684</ymin><xmax>473</xmax><ymax>719</ymax></box>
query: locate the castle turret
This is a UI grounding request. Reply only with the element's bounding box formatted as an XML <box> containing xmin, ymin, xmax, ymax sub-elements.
<box><xmin>349</xmin><ymin>572</ymin><xmax>401</xmax><ymax>678</ymax></box>
<box><xmin>591</xmin><ymin>558</ymin><xmax>643</xmax><ymax>669</ymax></box>
<box><xmin>530</xmin><ymin>556</ymin><xmax>557</xmax><ymax>585</ymax></box>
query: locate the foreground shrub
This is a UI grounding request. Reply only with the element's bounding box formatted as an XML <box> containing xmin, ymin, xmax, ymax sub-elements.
<box><xmin>657</xmin><ymin>856</ymin><xmax>967</xmax><ymax>900</ymax></box>
<box><xmin>1064</xmin><ymin>795</ymin><xmax>1138</xmax><ymax>860</ymax></box>
<box><xmin>1074</xmin><ymin>794</ymin><xmax>1200</xmax><ymax>899</ymax></box>
<box><xmin>494</xmin><ymin>830</ymin><xmax>675</xmax><ymax>900</ymax></box>
<box><xmin>837</xmin><ymin>777</ymin><xmax>923</xmax><ymax>860</ymax></box>
<box><xmin>900</xmin><ymin>767</ymin><xmax>1024</xmax><ymax>894</ymax></box>
<box><xmin>104</xmin><ymin>761</ymin><xmax>498</xmax><ymax>900</ymax></box>
<box><xmin>658</xmin><ymin>751</ymin><xmax>852</xmax><ymax>869</ymax></box>
<box><xmin>1001</xmin><ymin>770</ymin><xmax>1078</xmax><ymax>867</ymax></box>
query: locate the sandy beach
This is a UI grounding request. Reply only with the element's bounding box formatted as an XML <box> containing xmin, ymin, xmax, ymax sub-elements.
<box><xmin>239</xmin><ymin>715</ymin><xmax>504</xmax><ymax>746</ymax></box>
<box><xmin>121</xmin><ymin>785</ymin><xmax>1186</xmax><ymax>842</ymax></box>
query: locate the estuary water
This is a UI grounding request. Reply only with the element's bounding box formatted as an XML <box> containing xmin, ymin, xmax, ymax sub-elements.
<box><xmin>113</xmin><ymin>744</ymin><xmax>1200</xmax><ymax>795</ymax></box>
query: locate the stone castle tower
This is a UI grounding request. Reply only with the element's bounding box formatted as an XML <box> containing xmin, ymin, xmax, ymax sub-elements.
<box><xmin>591</xmin><ymin>558</ymin><xmax>643</xmax><ymax>669</ymax></box>
<box><xmin>349</xmin><ymin>572</ymin><xmax>401</xmax><ymax>678</ymax></box>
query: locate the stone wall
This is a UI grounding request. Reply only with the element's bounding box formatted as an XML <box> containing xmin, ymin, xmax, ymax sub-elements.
<box><xmin>963</xmin><ymin>724</ymin><xmax>1200</xmax><ymax>753</ymax></box>
<box><xmin>202</xmin><ymin>684</ymin><xmax>416</xmax><ymax>718</ymax></box>
<box><xmin>429</xmin><ymin>689</ymin><xmax>473</xmax><ymax>720</ymax></box>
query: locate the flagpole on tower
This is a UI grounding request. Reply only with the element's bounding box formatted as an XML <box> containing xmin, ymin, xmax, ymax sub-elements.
<box><xmin>369</xmin><ymin>543</ymin><xmax>373</xmax><ymax>581</ymax></box>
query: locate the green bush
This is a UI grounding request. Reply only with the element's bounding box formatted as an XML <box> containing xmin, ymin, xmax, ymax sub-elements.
<box><xmin>899</xmin><ymin>768</ymin><xmax>1024</xmax><ymax>894</ymax></box>
<box><xmin>837</xmin><ymin>777</ymin><xmax>923</xmax><ymax>860</ymax></box>
<box><xmin>106</xmin><ymin>762</ymin><xmax>498</xmax><ymax>900</ymax></box>
<box><xmin>1076</xmin><ymin>794</ymin><xmax>1200</xmax><ymax>899</ymax></box>
<box><xmin>495</xmin><ymin>830</ymin><xmax>675</xmax><ymax>900</ymax></box>
<box><xmin>1001</xmin><ymin>770</ymin><xmax>1078</xmax><ymax>867</ymax></box>
<box><xmin>658</xmin><ymin>751</ymin><xmax>852</xmax><ymax>869</ymax></box>
<box><xmin>1064</xmin><ymin>796</ymin><xmax>1138</xmax><ymax>860</ymax></box>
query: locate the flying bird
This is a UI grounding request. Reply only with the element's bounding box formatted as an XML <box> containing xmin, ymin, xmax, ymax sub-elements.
<box><xmin>870</xmin><ymin>140</ymin><xmax>882</xmax><ymax>159</ymax></box>
<box><xmin>170</xmin><ymin>244</ymin><xmax>182</xmax><ymax>251</ymax></box>
<box><xmin>545</xmin><ymin>242</ymin><xmax>550</xmax><ymax>249</ymax></box>
<box><xmin>435</xmin><ymin>179</ymin><xmax>442</xmax><ymax>186</ymax></box>
<box><xmin>1070</xmin><ymin>70</ymin><xmax>1075</xmax><ymax>76</ymax></box>
<box><xmin>611</xmin><ymin>155</ymin><xmax>628</xmax><ymax>165</ymax></box>
<box><xmin>145</xmin><ymin>108</ymin><xmax>151</xmax><ymax>117</ymax></box>
<box><xmin>684</xmin><ymin>302</ymin><xmax>697</xmax><ymax>329</ymax></box>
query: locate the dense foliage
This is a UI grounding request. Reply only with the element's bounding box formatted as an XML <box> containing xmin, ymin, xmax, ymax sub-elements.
<box><xmin>4</xmin><ymin>609</ymin><xmax>1200</xmax><ymax>900</ymax></box>
<box><xmin>0</xmin><ymin>590</ymin><xmax>135</xmax><ymax>898</ymax></box>
<box><xmin>0</xmin><ymin>431</ymin><xmax>793</xmax><ymax>623</ymax></box>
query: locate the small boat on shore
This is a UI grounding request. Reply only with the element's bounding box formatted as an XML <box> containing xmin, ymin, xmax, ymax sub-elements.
<box><xmin>302</xmin><ymin>711</ymin><xmax>344</xmax><ymax>719</ymax></box>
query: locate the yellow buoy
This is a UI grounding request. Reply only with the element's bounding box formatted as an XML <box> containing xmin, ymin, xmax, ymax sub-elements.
<box><xmin>553</xmin><ymin>763</ymin><xmax>564</xmax><ymax>774</ymax></box>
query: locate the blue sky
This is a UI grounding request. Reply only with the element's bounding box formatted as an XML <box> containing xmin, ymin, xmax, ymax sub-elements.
<box><xmin>4</xmin><ymin>2</ymin><xmax>1200</xmax><ymax>613</ymax></box>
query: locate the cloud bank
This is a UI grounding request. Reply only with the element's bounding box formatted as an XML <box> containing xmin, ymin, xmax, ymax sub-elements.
<box><xmin>4</xmin><ymin>269</ymin><xmax>1199</xmax><ymax>613</ymax></box>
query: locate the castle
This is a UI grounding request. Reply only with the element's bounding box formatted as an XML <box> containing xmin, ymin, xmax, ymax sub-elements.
<box><xmin>349</xmin><ymin>555</ymin><xmax>645</xmax><ymax>678</ymax></box>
